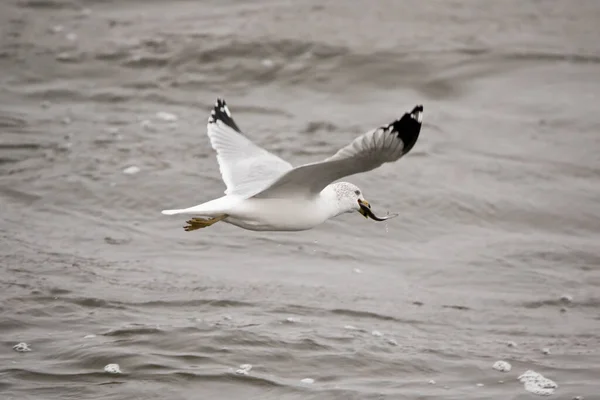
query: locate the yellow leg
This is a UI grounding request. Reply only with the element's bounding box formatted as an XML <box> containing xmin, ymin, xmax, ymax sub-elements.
<box><xmin>183</xmin><ymin>214</ymin><xmax>228</xmax><ymax>231</ymax></box>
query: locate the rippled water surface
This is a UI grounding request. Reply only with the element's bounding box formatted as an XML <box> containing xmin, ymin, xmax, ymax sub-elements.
<box><xmin>1</xmin><ymin>0</ymin><xmax>600</xmax><ymax>399</ymax></box>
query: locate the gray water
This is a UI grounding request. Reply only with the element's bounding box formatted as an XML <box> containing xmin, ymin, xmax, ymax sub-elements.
<box><xmin>1</xmin><ymin>0</ymin><xmax>600</xmax><ymax>399</ymax></box>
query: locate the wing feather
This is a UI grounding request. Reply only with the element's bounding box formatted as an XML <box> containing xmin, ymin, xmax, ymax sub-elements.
<box><xmin>253</xmin><ymin>105</ymin><xmax>423</xmax><ymax>199</ymax></box>
<box><xmin>205</xmin><ymin>99</ymin><xmax>293</xmax><ymax>198</ymax></box>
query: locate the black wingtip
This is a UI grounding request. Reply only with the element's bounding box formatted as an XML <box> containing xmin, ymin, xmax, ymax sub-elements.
<box><xmin>388</xmin><ymin>104</ymin><xmax>423</xmax><ymax>155</ymax></box>
<box><xmin>207</xmin><ymin>97</ymin><xmax>242</xmax><ymax>133</ymax></box>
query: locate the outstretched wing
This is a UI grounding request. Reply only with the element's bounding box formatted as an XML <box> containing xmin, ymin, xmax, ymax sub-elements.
<box><xmin>254</xmin><ymin>105</ymin><xmax>423</xmax><ymax>199</ymax></box>
<box><xmin>206</xmin><ymin>98</ymin><xmax>293</xmax><ymax>197</ymax></box>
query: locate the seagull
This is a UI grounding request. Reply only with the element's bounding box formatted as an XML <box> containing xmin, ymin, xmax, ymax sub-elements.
<box><xmin>161</xmin><ymin>99</ymin><xmax>423</xmax><ymax>232</ymax></box>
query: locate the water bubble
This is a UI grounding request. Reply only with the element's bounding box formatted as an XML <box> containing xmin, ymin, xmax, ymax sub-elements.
<box><xmin>476</xmin><ymin>383</ymin><xmax>484</xmax><ymax>387</ymax></box>
<box><xmin>428</xmin><ymin>380</ymin><xmax>436</xmax><ymax>385</ymax></box>
<box><xmin>559</xmin><ymin>294</ymin><xmax>573</xmax><ymax>304</ymax></box>
<box><xmin>541</xmin><ymin>347</ymin><xmax>551</xmax><ymax>355</ymax></box>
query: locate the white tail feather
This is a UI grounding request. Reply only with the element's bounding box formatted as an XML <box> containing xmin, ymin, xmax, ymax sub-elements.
<box><xmin>160</xmin><ymin>196</ymin><xmax>235</xmax><ymax>217</ymax></box>
<box><xmin>161</xmin><ymin>209</ymin><xmax>185</xmax><ymax>215</ymax></box>
<box><xmin>161</xmin><ymin>205</ymin><xmax>211</xmax><ymax>216</ymax></box>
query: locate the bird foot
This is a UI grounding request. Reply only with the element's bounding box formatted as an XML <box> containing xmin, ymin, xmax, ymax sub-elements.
<box><xmin>184</xmin><ymin>215</ymin><xmax>228</xmax><ymax>231</ymax></box>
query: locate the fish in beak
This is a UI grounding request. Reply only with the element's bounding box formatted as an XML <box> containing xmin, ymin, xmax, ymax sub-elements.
<box><xmin>358</xmin><ymin>199</ymin><xmax>399</xmax><ymax>221</ymax></box>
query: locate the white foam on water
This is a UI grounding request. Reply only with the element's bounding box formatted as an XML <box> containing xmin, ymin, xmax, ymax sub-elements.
<box><xmin>371</xmin><ymin>330</ymin><xmax>382</xmax><ymax>337</ymax></box>
<box><xmin>50</xmin><ymin>25</ymin><xmax>64</xmax><ymax>34</ymax></box>
<box><xmin>262</xmin><ymin>59</ymin><xmax>274</xmax><ymax>68</ymax></box>
<box><xmin>83</xmin><ymin>334</ymin><xmax>96</xmax><ymax>339</ymax></box>
<box><xmin>235</xmin><ymin>364</ymin><xmax>252</xmax><ymax>375</ymax></box>
<box><xmin>428</xmin><ymin>379</ymin><xmax>436</xmax><ymax>385</ymax></box>
<box><xmin>385</xmin><ymin>338</ymin><xmax>398</xmax><ymax>346</ymax></box>
<box><xmin>344</xmin><ymin>325</ymin><xmax>358</xmax><ymax>330</ymax></box>
<box><xmin>156</xmin><ymin>111</ymin><xmax>178</xmax><ymax>122</ymax></box>
<box><xmin>518</xmin><ymin>370</ymin><xmax>557</xmax><ymax>396</ymax></box>
<box><xmin>123</xmin><ymin>166</ymin><xmax>140</xmax><ymax>175</ymax></box>
<box><xmin>524</xmin><ymin>382</ymin><xmax>555</xmax><ymax>396</ymax></box>
<box><xmin>301</xmin><ymin>378</ymin><xmax>314</xmax><ymax>384</ymax></box>
<box><xmin>56</xmin><ymin>52</ymin><xmax>74</xmax><ymax>62</ymax></box>
<box><xmin>492</xmin><ymin>360</ymin><xmax>512</xmax><ymax>372</ymax></box>
<box><xmin>13</xmin><ymin>342</ymin><xmax>31</xmax><ymax>352</ymax></box>
<box><xmin>285</xmin><ymin>317</ymin><xmax>298</xmax><ymax>323</ymax></box>
<box><xmin>476</xmin><ymin>383</ymin><xmax>484</xmax><ymax>387</ymax></box>
<box><xmin>140</xmin><ymin>120</ymin><xmax>155</xmax><ymax>131</ymax></box>
<box><xmin>541</xmin><ymin>347</ymin><xmax>551</xmax><ymax>355</ymax></box>
<box><xmin>104</xmin><ymin>363</ymin><xmax>121</xmax><ymax>374</ymax></box>
<box><xmin>353</xmin><ymin>268</ymin><xmax>362</xmax><ymax>274</ymax></box>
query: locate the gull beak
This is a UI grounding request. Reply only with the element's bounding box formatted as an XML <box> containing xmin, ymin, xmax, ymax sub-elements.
<box><xmin>358</xmin><ymin>199</ymin><xmax>371</xmax><ymax>219</ymax></box>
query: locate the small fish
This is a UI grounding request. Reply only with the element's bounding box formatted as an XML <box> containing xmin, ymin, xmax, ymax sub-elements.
<box><xmin>359</xmin><ymin>202</ymin><xmax>399</xmax><ymax>221</ymax></box>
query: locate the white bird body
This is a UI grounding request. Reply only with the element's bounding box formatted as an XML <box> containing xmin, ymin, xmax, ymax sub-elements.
<box><xmin>162</xmin><ymin>185</ymin><xmax>351</xmax><ymax>231</ymax></box>
<box><xmin>161</xmin><ymin>99</ymin><xmax>423</xmax><ymax>232</ymax></box>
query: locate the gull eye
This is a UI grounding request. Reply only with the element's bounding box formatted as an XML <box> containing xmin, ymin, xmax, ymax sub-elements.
<box><xmin>354</xmin><ymin>190</ymin><xmax>360</xmax><ymax>196</ymax></box>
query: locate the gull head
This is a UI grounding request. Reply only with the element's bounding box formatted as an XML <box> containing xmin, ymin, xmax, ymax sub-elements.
<box><xmin>330</xmin><ymin>182</ymin><xmax>396</xmax><ymax>221</ymax></box>
<box><xmin>329</xmin><ymin>182</ymin><xmax>366</xmax><ymax>215</ymax></box>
